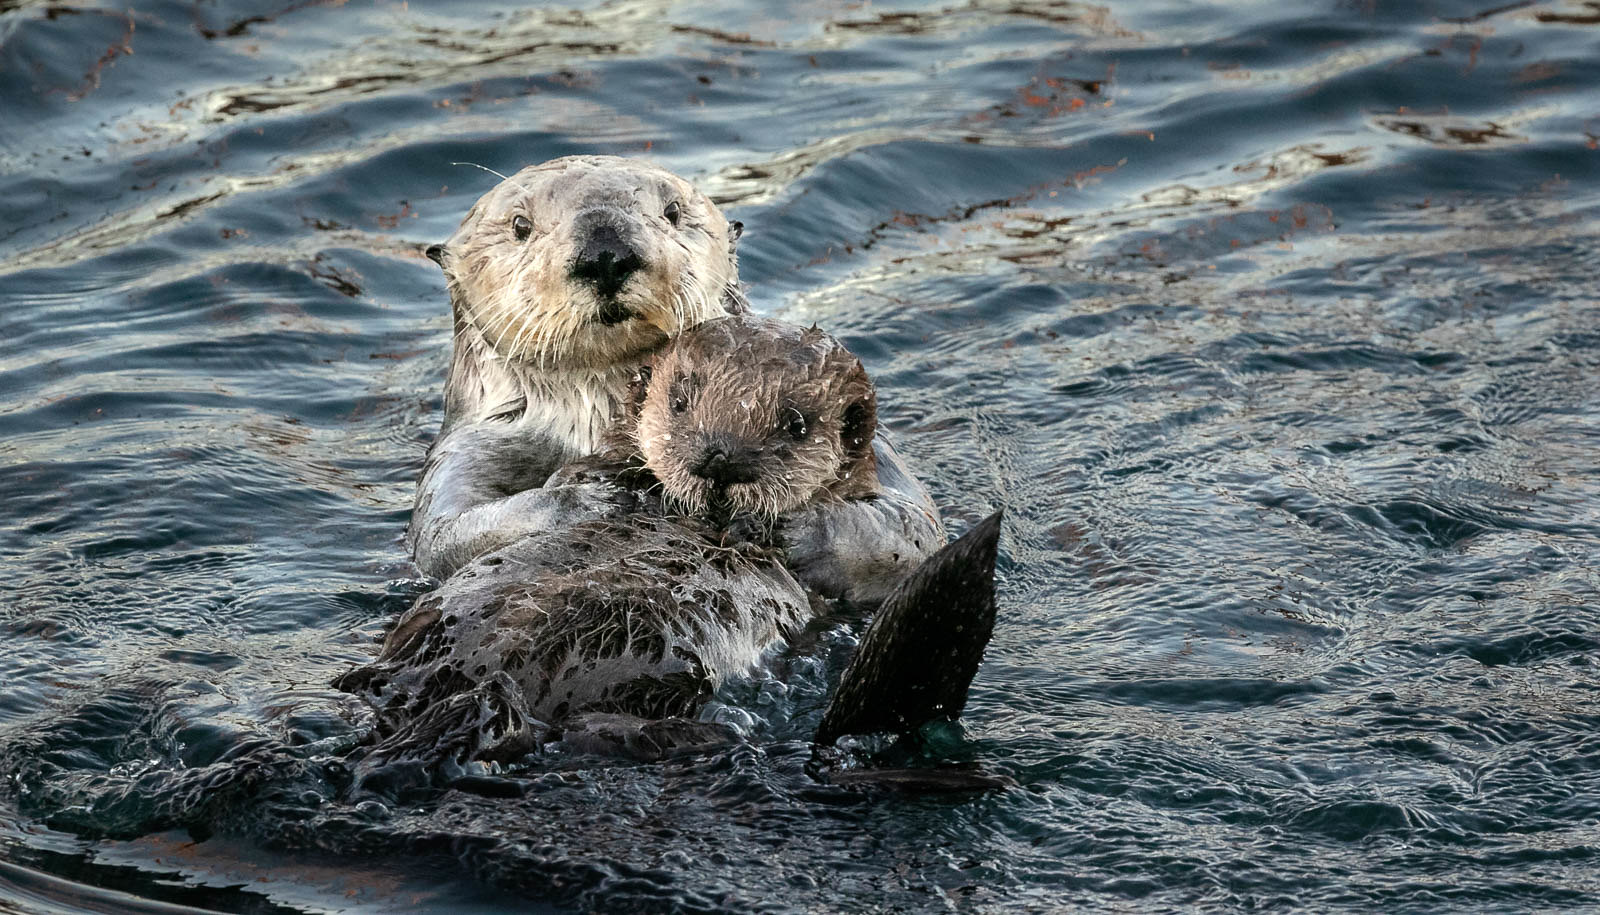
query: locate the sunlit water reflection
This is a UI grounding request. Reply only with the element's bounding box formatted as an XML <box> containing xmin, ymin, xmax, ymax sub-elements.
<box><xmin>3</xmin><ymin>0</ymin><xmax>1599</xmax><ymax>910</ymax></box>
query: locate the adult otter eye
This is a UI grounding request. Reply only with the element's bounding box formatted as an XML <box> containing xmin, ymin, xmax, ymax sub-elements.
<box><xmin>781</xmin><ymin>407</ymin><xmax>808</xmax><ymax>440</ymax></box>
<box><xmin>670</xmin><ymin>376</ymin><xmax>690</xmax><ymax>414</ymax></box>
<box><xmin>512</xmin><ymin>215</ymin><xmax>532</xmax><ymax>240</ymax></box>
<box><xmin>663</xmin><ymin>200</ymin><xmax>682</xmax><ymax>227</ymax></box>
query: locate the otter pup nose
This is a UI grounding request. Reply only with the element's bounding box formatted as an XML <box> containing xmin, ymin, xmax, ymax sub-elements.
<box><xmin>571</xmin><ymin>224</ymin><xmax>643</xmax><ymax>313</ymax></box>
<box><xmin>691</xmin><ymin>445</ymin><xmax>760</xmax><ymax>487</ymax></box>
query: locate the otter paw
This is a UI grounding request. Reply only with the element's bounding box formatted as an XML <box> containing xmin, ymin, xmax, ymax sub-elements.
<box><xmin>721</xmin><ymin>513</ymin><xmax>779</xmax><ymax>550</ymax></box>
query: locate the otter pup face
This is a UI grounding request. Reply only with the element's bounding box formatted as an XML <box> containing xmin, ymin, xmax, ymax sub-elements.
<box><xmin>433</xmin><ymin>155</ymin><xmax>742</xmax><ymax>372</ymax></box>
<box><xmin>631</xmin><ymin>315</ymin><xmax>879</xmax><ymax>520</ymax></box>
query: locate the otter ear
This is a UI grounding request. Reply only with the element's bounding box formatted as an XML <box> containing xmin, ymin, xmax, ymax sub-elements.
<box><xmin>840</xmin><ymin>394</ymin><xmax>876</xmax><ymax>459</ymax></box>
<box><xmin>425</xmin><ymin>243</ymin><xmax>447</xmax><ymax>266</ymax></box>
<box><xmin>727</xmin><ymin>220</ymin><xmax>743</xmax><ymax>256</ymax></box>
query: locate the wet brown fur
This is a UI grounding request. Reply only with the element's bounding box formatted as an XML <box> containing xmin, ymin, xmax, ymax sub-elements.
<box><xmin>341</xmin><ymin>317</ymin><xmax>890</xmax><ymax>762</ymax></box>
<box><xmin>608</xmin><ymin>315</ymin><xmax>881</xmax><ymax>523</ymax></box>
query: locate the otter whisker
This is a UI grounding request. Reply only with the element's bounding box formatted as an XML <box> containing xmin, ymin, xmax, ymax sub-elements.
<box><xmin>518</xmin><ymin>305</ymin><xmax>562</xmax><ymax>369</ymax></box>
<box><xmin>473</xmin><ymin>281</ymin><xmax>534</xmax><ymax>353</ymax></box>
<box><xmin>687</xmin><ymin>277</ymin><xmax>711</xmax><ymax>321</ymax></box>
<box><xmin>500</xmin><ymin>264</ymin><xmax>547</xmax><ymax>363</ymax></box>
<box><xmin>676</xmin><ymin>285</ymin><xmax>691</xmax><ymax>331</ymax></box>
<box><xmin>476</xmin><ymin>300</ymin><xmax>521</xmax><ymax>352</ymax></box>
<box><xmin>475</xmin><ymin>280</ymin><xmax>532</xmax><ymax>331</ymax></box>
<box><xmin>449</xmin><ymin>161</ymin><xmax>517</xmax><ymax>185</ymax></box>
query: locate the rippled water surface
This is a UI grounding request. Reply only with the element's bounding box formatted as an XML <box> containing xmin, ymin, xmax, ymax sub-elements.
<box><xmin>4</xmin><ymin>0</ymin><xmax>1600</xmax><ymax>910</ymax></box>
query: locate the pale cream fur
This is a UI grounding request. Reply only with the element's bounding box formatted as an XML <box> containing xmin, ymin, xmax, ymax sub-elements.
<box><xmin>435</xmin><ymin>155</ymin><xmax>744</xmax><ymax>454</ymax></box>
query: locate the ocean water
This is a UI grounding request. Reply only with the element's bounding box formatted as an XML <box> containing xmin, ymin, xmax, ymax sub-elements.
<box><xmin>3</xmin><ymin>0</ymin><xmax>1599</xmax><ymax>911</ymax></box>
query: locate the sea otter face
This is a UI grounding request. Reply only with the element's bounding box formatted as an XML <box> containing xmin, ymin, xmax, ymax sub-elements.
<box><xmin>433</xmin><ymin>156</ymin><xmax>742</xmax><ymax>372</ymax></box>
<box><xmin>632</xmin><ymin>315</ymin><xmax>879</xmax><ymax>520</ymax></box>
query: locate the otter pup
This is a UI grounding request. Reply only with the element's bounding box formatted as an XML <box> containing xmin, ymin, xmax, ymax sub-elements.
<box><xmin>632</xmin><ymin>316</ymin><xmax>879</xmax><ymax>520</ymax></box>
<box><xmin>340</xmin><ymin>317</ymin><xmax>994</xmax><ymax>768</ymax></box>
<box><xmin>412</xmin><ymin>156</ymin><xmax>942</xmax><ymax>603</ymax></box>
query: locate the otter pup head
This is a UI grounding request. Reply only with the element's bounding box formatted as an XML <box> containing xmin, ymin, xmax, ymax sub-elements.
<box><xmin>430</xmin><ymin>156</ymin><xmax>743</xmax><ymax>373</ymax></box>
<box><xmin>628</xmin><ymin>315</ymin><xmax>879</xmax><ymax>520</ymax></box>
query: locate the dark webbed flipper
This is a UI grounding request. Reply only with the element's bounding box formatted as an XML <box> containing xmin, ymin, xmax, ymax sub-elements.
<box><xmin>815</xmin><ymin>510</ymin><xmax>1003</xmax><ymax>746</ymax></box>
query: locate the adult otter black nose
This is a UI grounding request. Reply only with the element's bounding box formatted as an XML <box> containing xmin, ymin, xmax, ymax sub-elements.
<box><xmin>691</xmin><ymin>446</ymin><xmax>760</xmax><ymax>487</ymax></box>
<box><xmin>571</xmin><ymin>225</ymin><xmax>643</xmax><ymax>310</ymax></box>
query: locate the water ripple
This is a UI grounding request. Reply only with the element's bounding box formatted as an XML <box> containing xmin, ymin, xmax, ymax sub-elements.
<box><xmin>4</xmin><ymin>0</ymin><xmax>1600</xmax><ymax>910</ymax></box>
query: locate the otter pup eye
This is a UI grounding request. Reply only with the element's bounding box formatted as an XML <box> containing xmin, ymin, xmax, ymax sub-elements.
<box><xmin>781</xmin><ymin>407</ymin><xmax>808</xmax><ymax>440</ymax></box>
<box><xmin>663</xmin><ymin>200</ymin><xmax>682</xmax><ymax>227</ymax></box>
<box><xmin>512</xmin><ymin>215</ymin><xmax>532</xmax><ymax>240</ymax></box>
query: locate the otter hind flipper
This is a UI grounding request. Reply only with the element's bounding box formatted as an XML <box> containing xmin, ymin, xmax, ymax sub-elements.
<box><xmin>814</xmin><ymin>509</ymin><xmax>1003</xmax><ymax>747</ymax></box>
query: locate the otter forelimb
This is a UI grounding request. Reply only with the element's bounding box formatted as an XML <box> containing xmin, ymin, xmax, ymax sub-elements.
<box><xmin>779</xmin><ymin>434</ymin><xmax>945</xmax><ymax>604</ymax></box>
<box><xmin>409</xmin><ymin>422</ymin><xmax>621</xmax><ymax>579</ymax></box>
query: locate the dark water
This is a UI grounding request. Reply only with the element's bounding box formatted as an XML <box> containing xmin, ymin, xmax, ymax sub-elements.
<box><xmin>3</xmin><ymin>0</ymin><xmax>1600</xmax><ymax>910</ymax></box>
